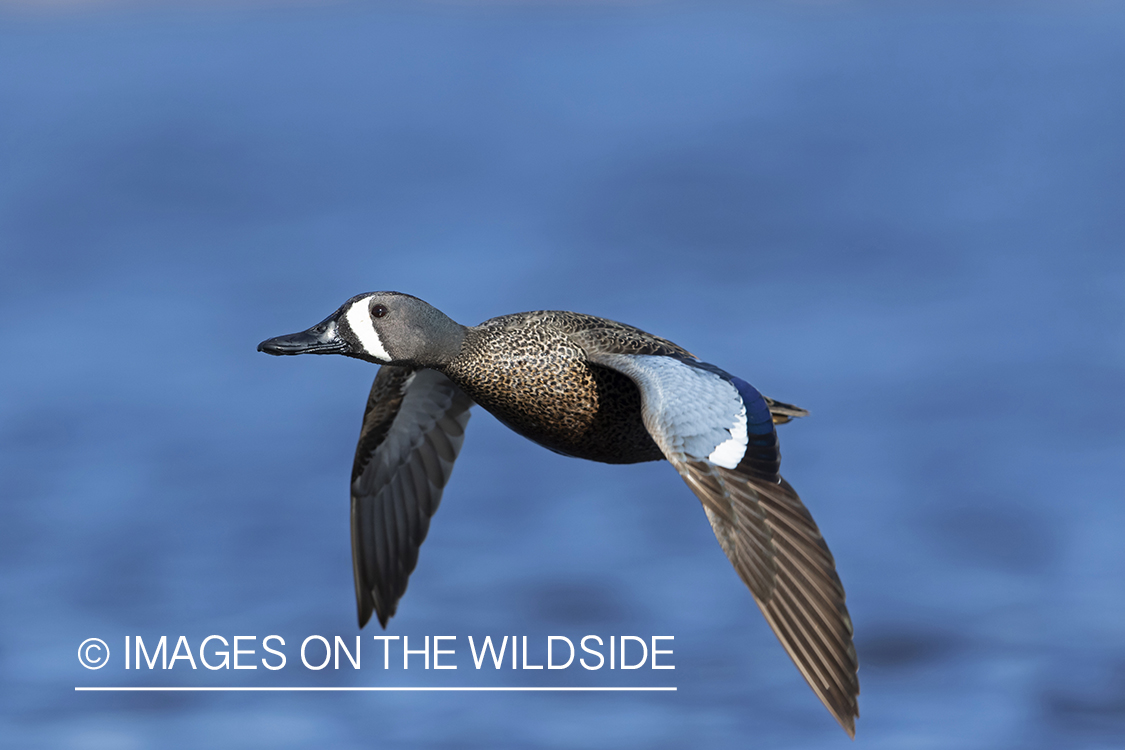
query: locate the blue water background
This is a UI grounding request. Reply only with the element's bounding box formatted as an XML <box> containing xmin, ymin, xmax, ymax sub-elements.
<box><xmin>1</xmin><ymin>2</ymin><xmax>1123</xmax><ymax>747</ymax></box>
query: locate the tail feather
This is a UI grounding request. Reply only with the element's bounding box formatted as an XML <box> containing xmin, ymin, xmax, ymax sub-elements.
<box><xmin>765</xmin><ymin>397</ymin><xmax>809</xmax><ymax>425</ymax></box>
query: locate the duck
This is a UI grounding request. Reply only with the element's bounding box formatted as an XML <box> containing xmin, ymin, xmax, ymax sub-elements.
<box><xmin>258</xmin><ymin>291</ymin><xmax>859</xmax><ymax>736</ymax></box>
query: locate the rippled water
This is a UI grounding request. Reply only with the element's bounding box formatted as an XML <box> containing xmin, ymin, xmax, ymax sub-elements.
<box><xmin>2</xmin><ymin>2</ymin><xmax>1123</xmax><ymax>747</ymax></box>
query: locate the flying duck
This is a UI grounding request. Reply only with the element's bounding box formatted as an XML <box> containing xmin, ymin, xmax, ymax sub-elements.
<box><xmin>258</xmin><ymin>291</ymin><xmax>859</xmax><ymax>736</ymax></box>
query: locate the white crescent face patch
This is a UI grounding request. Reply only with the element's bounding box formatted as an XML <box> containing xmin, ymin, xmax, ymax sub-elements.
<box><xmin>345</xmin><ymin>299</ymin><xmax>391</xmax><ymax>362</ymax></box>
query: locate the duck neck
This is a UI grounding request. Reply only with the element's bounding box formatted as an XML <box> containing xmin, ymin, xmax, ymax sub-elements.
<box><xmin>414</xmin><ymin>312</ymin><xmax>467</xmax><ymax>369</ymax></box>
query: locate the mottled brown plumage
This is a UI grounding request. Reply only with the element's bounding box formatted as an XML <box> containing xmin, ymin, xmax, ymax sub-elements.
<box><xmin>443</xmin><ymin>311</ymin><xmax>687</xmax><ymax>463</ymax></box>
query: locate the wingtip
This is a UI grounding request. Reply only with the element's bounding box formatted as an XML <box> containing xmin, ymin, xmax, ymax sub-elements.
<box><xmin>356</xmin><ymin>598</ymin><xmax>394</xmax><ymax>630</ymax></box>
<box><xmin>356</xmin><ymin>593</ymin><xmax>374</xmax><ymax>630</ymax></box>
<box><xmin>829</xmin><ymin>678</ymin><xmax>859</xmax><ymax>738</ymax></box>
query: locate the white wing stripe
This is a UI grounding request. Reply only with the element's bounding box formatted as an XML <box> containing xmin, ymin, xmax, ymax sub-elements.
<box><xmin>708</xmin><ymin>403</ymin><xmax>747</xmax><ymax>469</ymax></box>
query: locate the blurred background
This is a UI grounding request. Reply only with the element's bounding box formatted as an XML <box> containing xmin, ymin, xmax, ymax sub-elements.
<box><xmin>1</xmin><ymin>1</ymin><xmax>1123</xmax><ymax>747</ymax></box>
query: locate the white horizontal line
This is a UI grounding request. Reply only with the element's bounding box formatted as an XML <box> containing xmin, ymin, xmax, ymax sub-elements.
<box><xmin>75</xmin><ymin>686</ymin><xmax>676</xmax><ymax>692</ymax></box>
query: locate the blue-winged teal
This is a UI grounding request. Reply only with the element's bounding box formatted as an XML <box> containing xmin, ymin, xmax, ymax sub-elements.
<box><xmin>259</xmin><ymin>291</ymin><xmax>859</xmax><ymax>736</ymax></box>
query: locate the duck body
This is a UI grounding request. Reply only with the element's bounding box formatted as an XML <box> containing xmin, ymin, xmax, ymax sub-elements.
<box><xmin>444</xmin><ymin>311</ymin><xmax>678</xmax><ymax>464</ymax></box>
<box><xmin>259</xmin><ymin>291</ymin><xmax>859</xmax><ymax>737</ymax></box>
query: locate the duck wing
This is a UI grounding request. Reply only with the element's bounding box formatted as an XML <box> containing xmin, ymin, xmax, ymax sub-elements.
<box><xmin>350</xmin><ymin>366</ymin><xmax>474</xmax><ymax>628</ymax></box>
<box><xmin>579</xmin><ymin>347</ymin><xmax>859</xmax><ymax>737</ymax></box>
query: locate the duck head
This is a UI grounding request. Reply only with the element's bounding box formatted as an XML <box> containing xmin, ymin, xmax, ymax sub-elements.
<box><xmin>257</xmin><ymin>291</ymin><xmax>465</xmax><ymax>367</ymax></box>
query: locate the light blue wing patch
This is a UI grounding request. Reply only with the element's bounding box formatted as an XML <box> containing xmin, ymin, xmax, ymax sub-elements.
<box><xmin>588</xmin><ymin>354</ymin><xmax>750</xmax><ymax>468</ymax></box>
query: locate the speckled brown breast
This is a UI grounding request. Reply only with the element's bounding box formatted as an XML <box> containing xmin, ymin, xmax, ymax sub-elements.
<box><xmin>439</xmin><ymin>312</ymin><xmax>670</xmax><ymax>464</ymax></box>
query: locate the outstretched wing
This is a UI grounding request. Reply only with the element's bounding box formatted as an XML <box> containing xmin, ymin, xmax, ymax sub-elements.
<box><xmin>350</xmin><ymin>366</ymin><xmax>473</xmax><ymax>628</ymax></box>
<box><xmin>583</xmin><ymin>351</ymin><xmax>859</xmax><ymax>737</ymax></box>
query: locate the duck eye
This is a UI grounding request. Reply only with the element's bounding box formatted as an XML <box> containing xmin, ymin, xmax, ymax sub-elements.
<box><xmin>371</xmin><ymin>304</ymin><xmax>388</xmax><ymax>318</ymax></box>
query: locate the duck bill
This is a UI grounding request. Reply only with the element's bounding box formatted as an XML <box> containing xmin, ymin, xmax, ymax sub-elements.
<box><xmin>258</xmin><ymin>316</ymin><xmax>349</xmax><ymax>356</ymax></box>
